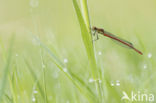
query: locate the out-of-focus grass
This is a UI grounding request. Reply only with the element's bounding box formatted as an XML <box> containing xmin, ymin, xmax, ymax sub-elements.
<box><xmin>0</xmin><ymin>36</ymin><xmax>14</xmax><ymax>102</ymax></box>
<box><xmin>0</xmin><ymin>0</ymin><xmax>156</xmax><ymax>103</ymax></box>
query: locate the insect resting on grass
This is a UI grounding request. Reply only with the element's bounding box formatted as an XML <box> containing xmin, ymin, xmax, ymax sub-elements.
<box><xmin>92</xmin><ymin>26</ymin><xmax>143</xmax><ymax>55</ymax></box>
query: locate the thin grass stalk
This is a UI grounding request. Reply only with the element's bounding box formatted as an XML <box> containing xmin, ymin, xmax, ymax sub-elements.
<box><xmin>40</xmin><ymin>49</ymin><xmax>48</xmax><ymax>103</ymax></box>
<box><xmin>80</xmin><ymin>0</ymin><xmax>91</xmax><ymax>31</ymax></box>
<box><xmin>75</xmin><ymin>0</ymin><xmax>103</xmax><ymax>101</ymax></box>
<box><xmin>0</xmin><ymin>36</ymin><xmax>14</xmax><ymax>102</ymax></box>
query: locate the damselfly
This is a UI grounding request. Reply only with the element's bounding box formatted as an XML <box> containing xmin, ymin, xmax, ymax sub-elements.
<box><xmin>92</xmin><ymin>26</ymin><xmax>143</xmax><ymax>55</ymax></box>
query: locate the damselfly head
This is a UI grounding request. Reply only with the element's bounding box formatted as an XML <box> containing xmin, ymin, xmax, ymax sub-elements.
<box><xmin>92</xmin><ymin>26</ymin><xmax>104</xmax><ymax>34</ymax></box>
<box><xmin>92</xmin><ymin>26</ymin><xmax>97</xmax><ymax>31</ymax></box>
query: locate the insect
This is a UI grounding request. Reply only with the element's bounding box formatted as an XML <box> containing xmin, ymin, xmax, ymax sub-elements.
<box><xmin>92</xmin><ymin>26</ymin><xmax>143</xmax><ymax>55</ymax></box>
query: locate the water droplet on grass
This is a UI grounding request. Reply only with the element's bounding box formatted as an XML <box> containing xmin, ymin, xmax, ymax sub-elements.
<box><xmin>33</xmin><ymin>90</ymin><xmax>38</xmax><ymax>94</ymax></box>
<box><xmin>116</xmin><ymin>83</ymin><xmax>120</xmax><ymax>86</ymax></box>
<box><xmin>98</xmin><ymin>51</ymin><xmax>102</xmax><ymax>55</ymax></box>
<box><xmin>111</xmin><ymin>83</ymin><xmax>114</xmax><ymax>86</ymax></box>
<box><xmin>99</xmin><ymin>80</ymin><xmax>102</xmax><ymax>83</ymax></box>
<box><xmin>111</xmin><ymin>81</ymin><xmax>114</xmax><ymax>86</ymax></box>
<box><xmin>63</xmin><ymin>68</ymin><xmax>68</xmax><ymax>72</ymax></box>
<box><xmin>32</xmin><ymin>97</ymin><xmax>36</xmax><ymax>102</ymax></box>
<box><xmin>116</xmin><ymin>80</ymin><xmax>120</xmax><ymax>86</ymax></box>
<box><xmin>147</xmin><ymin>53</ymin><xmax>152</xmax><ymax>58</ymax></box>
<box><xmin>143</xmin><ymin>64</ymin><xmax>147</xmax><ymax>69</ymax></box>
<box><xmin>89</xmin><ymin>78</ymin><xmax>94</xmax><ymax>83</ymax></box>
<box><xmin>16</xmin><ymin>54</ymin><xmax>19</xmax><ymax>57</ymax></box>
<box><xmin>64</xmin><ymin>58</ymin><xmax>68</xmax><ymax>63</ymax></box>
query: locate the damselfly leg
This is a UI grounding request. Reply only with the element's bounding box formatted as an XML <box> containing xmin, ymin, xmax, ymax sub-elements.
<box><xmin>92</xmin><ymin>30</ymin><xmax>99</xmax><ymax>41</ymax></box>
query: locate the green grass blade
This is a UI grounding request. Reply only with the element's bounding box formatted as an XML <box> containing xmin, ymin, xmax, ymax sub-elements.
<box><xmin>4</xmin><ymin>94</ymin><xmax>13</xmax><ymax>103</ymax></box>
<box><xmin>39</xmin><ymin>49</ymin><xmax>48</xmax><ymax>103</ymax></box>
<box><xmin>0</xmin><ymin>36</ymin><xmax>14</xmax><ymax>102</ymax></box>
<box><xmin>72</xmin><ymin>0</ymin><xmax>98</xmax><ymax>82</ymax></box>
<box><xmin>0</xmin><ymin>38</ymin><xmax>7</xmax><ymax>62</ymax></box>
<box><xmin>24</xmin><ymin>59</ymin><xmax>45</xmax><ymax>101</ymax></box>
<box><xmin>80</xmin><ymin>0</ymin><xmax>91</xmax><ymax>31</ymax></box>
<box><xmin>70</xmin><ymin>72</ymin><xmax>97</xmax><ymax>98</ymax></box>
<box><xmin>33</xmin><ymin>36</ymin><xmax>97</xmax><ymax>103</ymax></box>
<box><xmin>72</xmin><ymin>0</ymin><xmax>103</xmax><ymax>101</ymax></box>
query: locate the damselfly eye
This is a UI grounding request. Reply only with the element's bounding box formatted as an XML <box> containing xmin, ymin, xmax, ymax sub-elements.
<box><xmin>92</xmin><ymin>26</ymin><xmax>97</xmax><ymax>31</ymax></box>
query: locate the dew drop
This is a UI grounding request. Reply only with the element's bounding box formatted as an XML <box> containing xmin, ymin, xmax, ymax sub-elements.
<box><xmin>98</xmin><ymin>51</ymin><xmax>102</xmax><ymax>55</ymax></box>
<box><xmin>33</xmin><ymin>90</ymin><xmax>38</xmax><ymax>94</ymax></box>
<box><xmin>32</xmin><ymin>97</ymin><xmax>36</xmax><ymax>102</ymax></box>
<box><xmin>111</xmin><ymin>81</ymin><xmax>114</xmax><ymax>86</ymax></box>
<box><xmin>99</xmin><ymin>80</ymin><xmax>102</xmax><ymax>83</ymax></box>
<box><xmin>64</xmin><ymin>58</ymin><xmax>68</xmax><ymax>63</ymax></box>
<box><xmin>147</xmin><ymin>53</ymin><xmax>152</xmax><ymax>58</ymax></box>
<box><xmin>16</xmin><ymin>54</ymin><xmax>19</xmax><ymax>57</ymax></box>
<box><xmin>116</xmin><ymin>80</ymin><xmax>120</xmax><ymax>86</ymax></box>
<box><xmin>63</xmin><ymin>68</ymin><xmax>68</xmax><ymax>72</ymax></box>
<box><xmin>111</xmin><ymin>83</ymin><xmax>114</xmax><ymax>86</ymax></box>
<box><xmin>116</xmin><ymin>83</ymin><xmax>120</xmax><ymax>86</ymax></box>
<box><xmin>143</xmin><ymin>64</ymin><xmax>147</xmax><ymax>69</ymax></box>
<box><xmin>89</xmin><ymin>78</ymin><xmax>94</xmax><ymax>83</ymax></box>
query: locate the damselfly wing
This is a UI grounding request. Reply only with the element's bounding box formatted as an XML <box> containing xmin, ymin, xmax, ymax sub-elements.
<box><xmin>92</xmin><ymin>26</ymin><xmax>143</xmax><ymax>55</ymax></box>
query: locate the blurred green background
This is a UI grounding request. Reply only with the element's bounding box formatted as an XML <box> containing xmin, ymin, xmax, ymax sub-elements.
<box><xmin>0</xmin><ymin>0</ymin><xmax>156</xmax><ymax>103</ymax></box>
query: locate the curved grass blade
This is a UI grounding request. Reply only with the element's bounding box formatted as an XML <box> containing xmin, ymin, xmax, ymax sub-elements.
<box><xmin>72</xmin><ymin>0</ymin><xmax>103</xmax><ymax>102</ymax></box>
<box><xmin>72</xmin><ymin>0</ymin><xmax>98</xmax><ymax>78</ymax></box>
<box><xmin>72</xmin><ymin>0</ymin><xmax>105</xmax><ymax>102</ymax></box>
<box><xmin>0</xmin><ymin>36</ymin><xmax>14</xmax><ymax>102</ymax></box>
<box><xmin>24</xmin><ymin>59</ymin><xmax>46</xmax><ymax>101</ymax></box>
<box><xmin>70</xmin><ymin>72</ymin><xmax>97</xmax><ymax>99</ymax></box>
<box><xmin>30</xmin><ymin>35</ymin><xmax>98</xmax><ymax>103</ymax></box>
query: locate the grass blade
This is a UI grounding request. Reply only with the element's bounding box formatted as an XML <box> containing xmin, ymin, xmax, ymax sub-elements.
<box><xmin>0</xmin><ymin>36</ymin><xmax>14</xmax><ymax>102</ymax></box>
<box><xmin>72</xmin><ymin>0</ymin><xmax>98</xmax><ymax>82</ymax></box>
<box><xmin>24</xmin><ymin>59</ymin><xmax>45</xmax><ymax>101</ymax></box>
<box><xmin>72</xmin><ymin>0</ymin><xmax>103</xmax><ymax>101</ymax></box>
<box><xmin>32</xmin><ymin>35</ymin><xmax>97</xmax><ymax>103</ymax></box>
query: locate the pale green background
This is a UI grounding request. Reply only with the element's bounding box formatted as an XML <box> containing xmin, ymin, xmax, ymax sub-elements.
<box><xmin>0</xmin><ymin>0</ymin><xmax>155</xmax><ymax>103</ymax></box>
